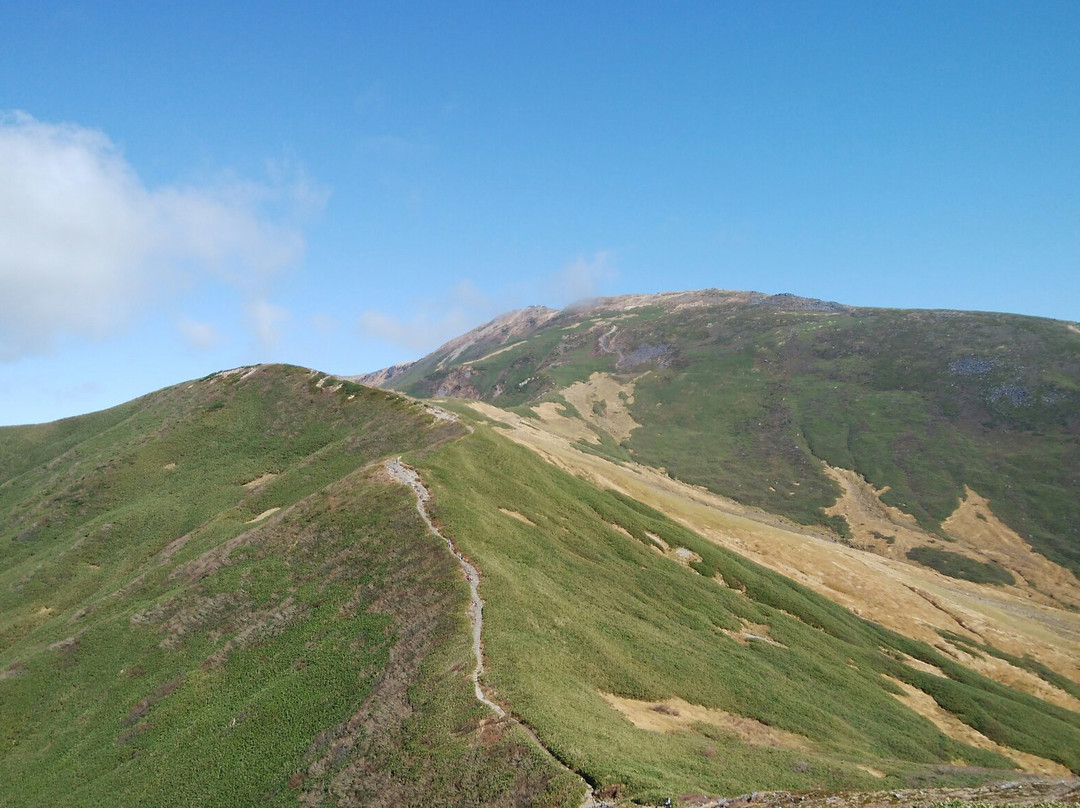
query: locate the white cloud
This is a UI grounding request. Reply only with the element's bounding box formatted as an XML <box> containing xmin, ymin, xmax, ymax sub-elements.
<box><xmin>357</xmin><ymin>280</ymin><xmax>496</xmax><ymax>352</ymax></box>
<box><xmin>177</xmin><ymin>318</ymin><xmax>219</xmax><ymax>350</ymax></box>
<box><xmin>552</xmin><ymin>250</ymin><xmax>617</xmax><ymax>304</ymax></box>
<box><xmin>0</xmin><ymin>112</ymin><xmax>326</xmax><ymax>360</ymax></box>
<box><xmin>356</xmin><ymin>254</ymin><xmax>617</xmax><ymax>356</ymax></box>
<box><xmin>357</xmin><ymin>307</ymin><xmax>477</xmax><ymax>353</ymax></box>
<box><xmin>246</xmin><ymin>298</ymin><xmax>290</xmax><ymax>349</ymax></box>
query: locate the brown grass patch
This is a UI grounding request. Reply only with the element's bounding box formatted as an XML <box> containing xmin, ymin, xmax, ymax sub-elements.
<box><xmin>935</xmin><ymin>639</ymin><xmax>1080</xmax><ymax>713</ymax></box>
<box><xmin>719</xmin><ymin>619</ymin><xmax>786</xmax><ymax>648</ymax></box>
<box><xmin>855</xmin><ymin>764</ymin><xmax>886</xmax><ymax>778</ymax></box>
<box><xmin>498</xmin><ymin>508</ymin><xmax>536</xmax><ymax>526</ymax></box>
<box><xmin>243</xmin><ymin>472</ymin><xmax>277</xmax><ymax>489</ymax></box>
<box><xmin>530</xmin><ymin>402</ymin><xmax>601</xmax><ymax>444</ymax></box>
<box><xmin>822</xmin><ymin>464</ymin><xmax>931</xmax><ymax>559</ymax></box>
<box><xmin>601</xmin><ymin>692</ymin><xmax>811</xmax><ymax>750</ymax></box>
<box><xmin>557</xmin><ymin>372</ymin><xmax>642</xmax><ymax>443</ymax></box>
<box><xmin>824</xmin><ymin>466</ymin><xmax>1080</xmax><ymax>612</ymax></box>
<box><xmin>246</xmin><ymin>507</ymin><xmax>281</xmax><ymax>524</ymax></box>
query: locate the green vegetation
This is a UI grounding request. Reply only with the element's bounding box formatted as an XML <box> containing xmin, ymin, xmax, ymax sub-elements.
<box><xmin>387</xmin><ymin>294</ymin><xmax>1080</xmax><ymax>576</ymax></box>
<box><xmin>0</xmin><ymin>366</ymin><xmax>576</xmax><ymax>808</ymax></box>
<box><xmin>4</xmin><ymin>356</ymin><xmax>1079</xmax><ymax>805</ymax></box>
<box><xmin>906</xmin><ymin>547</ymin><xmax>1016</xmax><ymax>585</ymax></box>
<box><xmin>417</xmin><ymin>427</ymin><xmax>1080</xmax><ymax>801</ymax></box>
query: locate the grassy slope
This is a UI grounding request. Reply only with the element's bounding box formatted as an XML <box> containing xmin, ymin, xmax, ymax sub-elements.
<box><xmin>5</xmin><ymin>358</ymin><xmax>1078</xmax><ymax>806</ymax></box>
<box><xmin>417</xmin><ymin>428</ymin><xmax>1080</xmax><ymax>803</ymax></box>
<box><xmin>393</xmin><ymin>298</ymin><xmax>1080</xmax><ymax>577</ymax></box>
<box><xmin>0</xmin><ymin>366</ymin><xmax>577</xmax><ymax>808</ymax></box>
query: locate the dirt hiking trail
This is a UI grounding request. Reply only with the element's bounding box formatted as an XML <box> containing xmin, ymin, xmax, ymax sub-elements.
<box><xmin>384</xmin><ymin>456</ymin><xmax>602</xmax><ymax>808</ymax></box>
<box><xmin>384</xmin><ymin>457</ymin><xmax>503</xmax><ymax>717</ymax></box>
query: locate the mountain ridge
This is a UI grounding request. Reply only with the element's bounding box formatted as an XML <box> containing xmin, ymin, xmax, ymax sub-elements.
<box><xmin>3</xmin><ymin>291</ymin><xmax>1080</xmax><ymax>805</ymax></box>
<box><xmin>361</xmin><ymin>288</ymin><xmax>1080</xmax><ymax>581</ymax></box>
<box><xmin>356</xmin><ymin>287</ymin><xmax>1080</xmax><ymax>391</ymax></box>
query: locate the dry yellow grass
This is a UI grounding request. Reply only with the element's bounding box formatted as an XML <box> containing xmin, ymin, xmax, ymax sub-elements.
<box><xmin>246</xmin><ymin>507</ymin><xmax>280</xmax><ymax>524</ymax></box>
<box><xmin>943</xmin><ymin>486</ymin><xmax>1080</xmax><ymax>608</ymax></box>
<box><xmin>498</xmin><ymin>508</ymin><xmax>536</xmax><ymax>526</ymax></box>
<box><xmin>243</xmin><ymin>472</ymin><xmax>277</xmax><ymax>489</ymax></box>
<box><xmin>523</xmin><ymin>372</ymin><xmax>642</xmax><ymax>447</ymax></box>
<box><xmin>556</xmin><ymin>372</ymin><xmax>642</xmax><ymax>443</ymax></box>
<box><xmin>600</xmin><ymin>692</ymin><xmax>812</xmax><ymax>751</ymax></box>
<box><xmin>933</xmin><ymin>638</ymin><xmax>1080</xmax><ymax>713</ymax></box>
<box><xmin>823</xmin><ymin>464</ymin><xmax>931</xmax><ymax>559</ymax></box>
<box><xmin>530</xmin><ymin>402</ymin><xmax>601</xmax><ymax>444</ymax></box>
<box><xmin>825</xmin><ymin>464</ymin><xmax>1080</xmax><ymax>611</ymax></box>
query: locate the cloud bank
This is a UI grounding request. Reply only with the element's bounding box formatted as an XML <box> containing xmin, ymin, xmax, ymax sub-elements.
<box><xmin>0</xmin><ymin>112</ymin><xmax>323</xmax><ymax>360</ymax></box>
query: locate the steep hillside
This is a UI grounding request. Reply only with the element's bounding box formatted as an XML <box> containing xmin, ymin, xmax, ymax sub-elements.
<box><xmin>4</xmin><ymin>359</ymin><xmax>1080</xmax><ymax>806</ymax></box>
<box><xmin>366</xmin><ymin>290</ymin><xmax>1080</xmax><ymax>586</ymax></box>
<box><xmin>416</xmin><ymin>427</ymin><xmax>1080</xmax><ymax>800</ymax></box>
<box><xmin>0</xmin><ymin>365</ymin><xmax>578</xmax><ymax>807</ymax></box>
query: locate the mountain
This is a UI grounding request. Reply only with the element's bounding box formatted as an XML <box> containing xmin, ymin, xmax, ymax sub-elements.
<box><xmin>3</xmin><ymin>291</ymin><xmax>1080</xmax><ymax>806</ymax></box>
<box><xmin>364</xmin><ymin>289</ymin><xmax>1080</xmax><ymax>584</ymax></box>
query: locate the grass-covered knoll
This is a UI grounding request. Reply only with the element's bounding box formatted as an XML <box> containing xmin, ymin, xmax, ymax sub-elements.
<box><xmin>417</xmin><ymin>428</ymin><xmax>1080</xmax><ymax>802</ymax></box>
<box><xmin>0</xmin><ymin>365</ymin><xmax>577</xmax><ymax>808</ymax></box>
<box><xmin>381</xmin><ymin>290</ymin><xmax>1080</xmax><ymax>577</ymax></box>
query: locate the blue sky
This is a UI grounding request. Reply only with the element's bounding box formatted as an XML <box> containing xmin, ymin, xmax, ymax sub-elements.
<box><xmin>1</xmin><ymin>1</ymin><xmax>1078</xmax><ymax>425</ymax></box>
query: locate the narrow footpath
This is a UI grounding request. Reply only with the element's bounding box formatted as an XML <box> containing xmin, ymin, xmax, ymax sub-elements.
<box><xmin>384</xmin><ymin>456</ymin><xmax>600</xmax><ymax>808</ymax></box>
<box><xmin>385</xmin><ymin>456</ymin><xmax>504</xmax><ymax>716</ymax></box>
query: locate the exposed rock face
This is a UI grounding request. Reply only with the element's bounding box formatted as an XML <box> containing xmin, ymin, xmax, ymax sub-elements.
<box><xmin>350</xmin><ymin>362</ymin><xmax>416</xmax><ymax>387</ymax></box>
<box><xmin>433</xmin><ymin>367</ymin><xmax>481</xmax><ymax>399</ymax></box>
<box><xmin>432</xmin><ymin>305</ymin><xmax>559</xmax><ymax>368</ymax></box>
<box><xmin>352</xmin><ymin>306</ymin><xmax>558</xmax><ymax>389</ymax></box>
